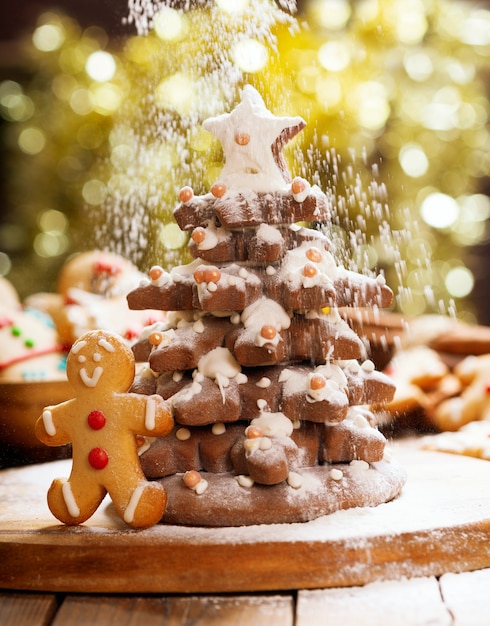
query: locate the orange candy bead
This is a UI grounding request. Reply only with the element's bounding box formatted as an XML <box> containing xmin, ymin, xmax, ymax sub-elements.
<box><xmin>291</xmin><ymin>177</ymin><xmax>306</xmax><ymax>195</ymax></box>
<box><xmin>149</xmin><ymin>331</ymin><xmax>163</xmax><ymax>346</ymax></box>
<box><xmin>204</xmin><ymin>267</ymin><xmax>221</xmax><ymax>283</ymax></box>
<box><xmin>211</xmin><ymin>182</ymin><xmax>227</xmax><ymax>198</ymax></box>
<box><xmin>193</xmin><ymin>268</ymin><xmax>205</xmax><ymax>283</ymax></box>
<box><xmin>260</xmin><ymin>325</ymin><xmax>277</xmax><ymax>340</ymax></box>
<box><xmin>310</xmin><ymin>374</ymin><xmax>326</xmax><ymax>390</ymax></box>
<box><xmin>191</xmin><ymin>227</ymin><xmax>206</xmax><ymax>243</ymax></box>
<box><xmin>303</xmin><ymin>263</ymin><xmax>318</xmax><ymax>278</ymax></box>
<box><xmin>235</xmin><ymin>132</ymin><xmax>250</xmax><ymax>145</ymax></box>
<box><xmin>183</xmin><ymin>470</ymin><xmax>202</xmax><ymax>489</ymax></box>
<box><xmin>306</xmin><ymin>247</ymin><xmax>322</xmax><ymax>263</ymax></box>
<box><xmin>246</xmin><ymin>426</ymin><xmax>264</xmax><ymax>439</ymax></box>
<box><xmin>149</xmin><ymin>265</ymin><xmax>164</xmax><ymax>280</ymax></box>
<box><xmin>179</xmin><ymin>186</ymin><xmax>194</xmax><ymax>202</ymax></box>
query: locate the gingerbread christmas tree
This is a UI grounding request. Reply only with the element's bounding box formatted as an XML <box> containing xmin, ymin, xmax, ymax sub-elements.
<box><xmin>127</xmin><ymin>86</ymin><xmax>406</xmax><ymax>526</ymax></box>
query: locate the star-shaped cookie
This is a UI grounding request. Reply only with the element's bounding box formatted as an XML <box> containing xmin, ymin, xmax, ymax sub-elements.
<box><xmin>203</xmin><ymin>85</ymin><xmax>305</xmax><ymax>191</ymax></box>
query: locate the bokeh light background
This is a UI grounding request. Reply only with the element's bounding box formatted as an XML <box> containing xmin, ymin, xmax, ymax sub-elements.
<box><xmin>0</xmin><ymin>0</ymin><xmax>488</xmax><ymax>324</ymax></box>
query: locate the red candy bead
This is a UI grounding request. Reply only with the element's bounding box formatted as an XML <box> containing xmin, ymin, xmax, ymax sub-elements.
<box><xmin>124</xmin><ymin>327</ymin><xmax>140</xmax><ymax>341</ymax></box>
<box><xmin>87</xmin><ymin>410</ymin><xmax>106</xmax><ymax>430</ymax></box>
<box><xmin>94</xmin><ymin>260</ymin><xmax>120</xmax><ymax>276</ymax></box>
<box><xmin>88</xmin><ymin>447</ymin><xmax>109</xmax><ymax>470</ymax></box>
<box><xmin>485</xmin><ymin>382</ymin><xmax>490</xmax><ymax>395</ymax></box>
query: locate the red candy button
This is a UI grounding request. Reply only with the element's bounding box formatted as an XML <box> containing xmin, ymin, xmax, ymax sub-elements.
<box><xmin>87</xmin><ymin>410</ymin><xmax>106</xmax><ymax>430</ymax></box>
<box><xmin>88</xmin><ymin>447</ymin><xmax>109</xmax><ymax>470</ymax></box>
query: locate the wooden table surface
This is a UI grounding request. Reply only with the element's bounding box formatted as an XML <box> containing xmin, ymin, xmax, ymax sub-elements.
<box><xmin>2</xmin><ymin>570</ymin><xmax>490</xmax><ymax>626</ymax></box>
<box><xmin>1</xmin><ymin>438</ymin><xmax>490</xmax><ymax>624</ymax></box>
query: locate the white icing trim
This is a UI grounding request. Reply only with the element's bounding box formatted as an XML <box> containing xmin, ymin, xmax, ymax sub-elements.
<box><xmin>42</xmin><ymin>409</ymin><xmax>56</xmax><ymax>436</ymax></box>
<box><xmin>98</xmin><ymin>338</ymin><xmax>115</xmax><ymax>352</ymax></box>
<box><xmin>79</xmin><ymin>366</ymin><xmax>103</xmax><ymax>388</ymax></box>
<box><xmin>62</xmin><ymin>480</ymin><xmax>80</xmax><ymax>518</ymax></box>
<box><xmin>123</xmin><ymin>482</ymin><xmax>146</xmax><ymax>524</ymax></box>
<box><xmin>145</xmin><ymin>397</ymin><xmax>156</xmax><ymax>430</ymax></box>
<box><xmin>71</xmin><ymin>340</ymin><xmax>87</xmax><ymax>354</ymax></box>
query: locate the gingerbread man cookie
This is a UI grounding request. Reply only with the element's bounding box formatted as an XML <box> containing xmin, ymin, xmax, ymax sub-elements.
<box><xmin>35</xmin><ymin>329</ymin><xmax>174</xmax><ymax>528</ymax></box>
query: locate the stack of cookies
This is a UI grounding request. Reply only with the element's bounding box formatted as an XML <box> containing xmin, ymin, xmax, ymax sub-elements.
<box><xmin>126</xmin><ymin>86</ymin><xmax>406</xmax><ymax>526</ymax></box>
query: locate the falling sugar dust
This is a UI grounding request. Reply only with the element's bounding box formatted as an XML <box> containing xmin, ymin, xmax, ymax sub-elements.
<box><xmin>93</xmin><ymin>0</ymin><xmax>434</xmax><ymax>323</ymax></box>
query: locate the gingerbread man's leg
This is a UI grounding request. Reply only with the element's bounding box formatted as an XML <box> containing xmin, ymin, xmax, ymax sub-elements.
<box><xmin>47</xmin><ymin>475</ymin><xmax>106</xmax><ymax>525</ymax></box>
<box><xmin>106</xmin><ymin>471</ymin><xmax>168</xmax><ymax>529</ymax></box>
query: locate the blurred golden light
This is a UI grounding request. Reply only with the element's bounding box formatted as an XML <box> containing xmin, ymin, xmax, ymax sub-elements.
<box><xmin>396</xmin><ymin>9</ymin><xmax>427</xmax><ymax>44</ymax></box>
<box><xmin>423</xmin><ymin>86</ymin><xmax>460</xmax><ymax>131</ymax></box>
<box><xmin>82</xmin><ymin>179</ymin><xmax>108</xmax><ymax>205</ymax></box>
<box><xmin>154</xmin><ymin>8</ymin><xmax>186</xmax><ymax>40</ymax></box>
<box><xmin>354</xmin><ymin>82</ymin><xmax>390</xmax><ymax>130</ymax></box>
<box><xmin>403</xmin><ymin>51</ymin><xmax>433</xmax><ymax>82</ymax></box>
<box><xmin>316</xmin><ymin>76</ymin><xmax>342</xmax><ymax>110</ymax></box>
<box><xmin>420</xmin><ymin>192</ymin><xmax>459</xmax><ymax>229</ymax></box>
<box><xmin>216</xmin><ymin>0</ymin><xmax>250</xmax><ymax>14</ymax></box>
<box><xmin>189</xmin><ymin>127</ymin><xmax>215</xmax><ymax>152</ymax></box>
<box><xmin>309</xmin><ymin>0</ymin><xmax>351</xmax><ymax>30</ymax></box>
<box><xmin>445</xmin><ymin>266</ymin><xmax>474</xmax><ymax>298</ymax></box>
<box><xmin>318</xmin><ymin>41</ymin><xmax>351</xmax><ymax>72</ymax></box>
<box><xmin>77</xmin><ymin>123</ymin><xmax>105</xmax><ymax>150</ymax></box>
<box><xmin>18</xmin><ymin>127</ymin><xmax>46</xmax><ymax>154</ymax></box>
<box><xmin>34</xmin><ymin>232</ymin><xmax>69</xmax><ymax>258</ymax></box>
<box><xmin>38</xmin><ymin>209</ymin><xmax>68</xmax><ymax>234</ymax></box>
<box><xmin>110</xmin><ymin>143</ymin><xmax>134</xmax><ymax>170</ymax></box>
<box><xmin>459</xmin><ymin>193</ymin><xmax>490</xmax><ymax>222</ymax></box>
<box><xmin>0</xmin><ymin>252</ymin><xmax>11</xmax><ymax>276</ymax></box>
<box><xmin>231</xmin><ymin>39</ymin><xmax>268</xmax><ymax>73</ymax></box>
<box><xmin>32</xmin><ymin>23</ymin><xmax>65</xmax><ymax>52</ymax></box>
<box><xmin>399</xmin><ymin>143</ymin><xmax>429</xmax><ymax>178</ymax></box>
<box><xmin>0</xmin><ymin>82</ymin><xmax>34</xmax><ymax>122</ymax></box>
<box><xmin>51</xmin><ymin>73</ymin><xmax>78</xmax><ymax>101</ymax></box>
<box><xmin>155</xmin><ymin>73</ymin><xmax>195</xmax><ymax>115</ymax></box>
<box><xmin>86</xmin><ymin>51</ymin><xmax>117</xmax><ymax>82</ymax></box>
<box><xmin>458</xmin><ymin>9</ymin><xmax>490</xmax><ymax>46</ymax></box>
<box><xmin>92</xmin><ymin>83</ymin><xmax>122</xmax><ymax>115</ymax></box>
<box><xmin>69</xmin><ymin>88</ymin><xmax>95</xmax><ymax>115</ymax></box>
<box><xmin>159</xmin><ymin>223</ymin><xmax>188</xmax><ymax>250</ymax></box>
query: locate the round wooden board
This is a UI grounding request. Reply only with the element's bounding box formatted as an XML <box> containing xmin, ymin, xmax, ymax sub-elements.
<box><xmin>0</xmin><ymin>438</ymin><xmax>489</xmax><ymax>593</ymax></box>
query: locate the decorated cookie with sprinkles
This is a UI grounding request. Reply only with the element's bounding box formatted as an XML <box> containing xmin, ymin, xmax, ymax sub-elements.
<box><xmin>0</xmin><ymin>284</ymin><xmax>67</xmax><ymax>382</ymax></box>
<box><xmin>35</xmin><ymin>329</ymin><xmax>174</xmax><ymax>528</ymax></box>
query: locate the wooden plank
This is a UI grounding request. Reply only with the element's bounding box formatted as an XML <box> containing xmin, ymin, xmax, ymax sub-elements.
<box><xmin>1</xmin><ymin>442</ymin><xmax>490</xmax><ymax>593</ymax></box>
<box><xmin>0</xmin><ymin>591</ymin><xmax>58</xmax><ymax>626</ymax></box>
<box><xmin>51</xmin><ymin>594</ymin><xmax>294</xmax><ymax>626</ymax></box>
<box><xmin>440</xmin><ymin>569</ymin><xmax>490</xmax><ymax>626</ymax></box>
<box><xmin>296</xmin><ymin>577</ymin><xmax>452</xmax><ymax>626</ymax></box>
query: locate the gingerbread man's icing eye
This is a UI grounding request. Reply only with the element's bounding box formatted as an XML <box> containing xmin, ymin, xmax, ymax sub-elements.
<box><xmin>78</xmin><ymin>355</ymin><xmax>87</xmax><ymax>363</ymax></box>
<box><xmin>93</xmin><ymin>353</ymin><xmax>102</xmax><ymax>362</ymax></box>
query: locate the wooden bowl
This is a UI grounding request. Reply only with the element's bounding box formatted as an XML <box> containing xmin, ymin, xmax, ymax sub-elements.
<box><xmin>0</xmin><ymin>379</ymin><xmax>73</xmax><ymax>466</ymax></box>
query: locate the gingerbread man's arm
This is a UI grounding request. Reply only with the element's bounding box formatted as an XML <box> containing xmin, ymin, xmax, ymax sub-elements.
<box><xmin>35</xmin><ymin>401</ymin><xmax>73</xmax><ymax>447</ymax></box>
<box><xmin>124</xmin><ymin>393</ymin><xmax>174</xmax><ymax>438</ymax></box>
